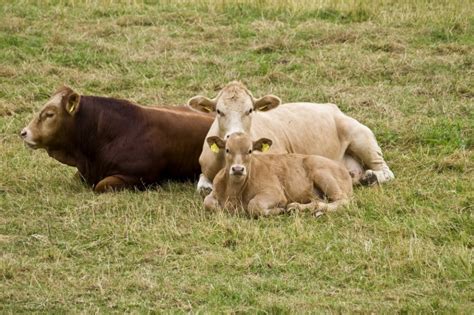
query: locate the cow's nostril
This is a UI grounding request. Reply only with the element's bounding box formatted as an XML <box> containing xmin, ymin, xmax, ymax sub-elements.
<box><xmin>20</xmin><ymin>130</ymin><xmax>27</xmax><ymax>138</ymax></box>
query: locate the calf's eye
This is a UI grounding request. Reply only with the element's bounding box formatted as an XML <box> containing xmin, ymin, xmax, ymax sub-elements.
<box><xmin>246</xmin><ymin>109</ymin><xmax>253</xmax><ymax>115</ymax></box>
<box><xmin>217</xmin><ymin>109</ymin><xmax>223</xmax><ymax>116</ymax></box>
<box><xmin>225</xmin><ymin>149</ymin><xmax>229</xmax><ymax>153</ymax></box>
<box><xmin>248</xmin><ymin>149</ymin><xmax>252</xmax><ymax>154</ymax></box>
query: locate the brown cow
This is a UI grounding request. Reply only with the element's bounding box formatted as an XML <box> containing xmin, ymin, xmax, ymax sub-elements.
<box><xmin>203</xmin><ymin>133</ymin><xmax>353</xmax><ymax>217</ymax></box>
<box><xmin>20</xmin><ymin>86</ymin><xmax>214</xmax><ymax>192</ymax></box>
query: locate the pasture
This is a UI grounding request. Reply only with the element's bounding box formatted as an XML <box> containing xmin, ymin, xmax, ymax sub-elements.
<box><xmin>1</xmin><ymin>0</ymin><xmax>473</xmax><ymax>312</ymax></box>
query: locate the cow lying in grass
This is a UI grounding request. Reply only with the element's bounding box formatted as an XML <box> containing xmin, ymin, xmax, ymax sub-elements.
<box><xmin>188</xmin><ymin>81</ymin><xmax>394</xmax><ymax>197</ymax></box>
<box><xmin>203</xmin><ymin>133</ymin><xmax>353</xmax><ymax>217</ymax></box>
<box><xmin>20</xmin><ymin>86</ymin><xmax>214</xmax><ymax>192</ymax></box>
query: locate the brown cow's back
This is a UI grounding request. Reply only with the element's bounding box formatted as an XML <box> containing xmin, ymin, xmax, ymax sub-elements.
<box><xmin>60</xmin><ymin>95</ymin><xmax>213</xmax><ymax>187</ymax></box>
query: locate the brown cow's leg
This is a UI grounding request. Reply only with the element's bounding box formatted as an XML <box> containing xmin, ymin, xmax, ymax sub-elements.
<box><xmin>94</xmin><ymin>175</ymin><xmax>138</xmax><ymax>193</ymax></box>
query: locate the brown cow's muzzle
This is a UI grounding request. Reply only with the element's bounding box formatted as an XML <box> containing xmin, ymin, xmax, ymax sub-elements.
<box><xmin>20</xmin><ymin>127</ymin><xmax>39</xmax><ymax>149</ymax></box>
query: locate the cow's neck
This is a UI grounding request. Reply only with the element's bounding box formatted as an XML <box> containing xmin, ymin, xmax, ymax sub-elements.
<box><xmin>223</xmin><ymin>171</ymin><xmax>247</xmax><ymax>199</ymax></box>
<box><xmin>46</xmin><ymin>148</ymin><xmax>77</xmax><ymax>167</ymax></box>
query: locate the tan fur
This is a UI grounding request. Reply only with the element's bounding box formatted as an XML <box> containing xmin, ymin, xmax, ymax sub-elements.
<box><xmin>190</xmin><ymin>81</ymin><xmax>394</xmax><ymax>196</ymax></box>
<box><xmin>204</xmin><ymin>133</ymin><xmax>353</xmax><ymax>217</ymax></box>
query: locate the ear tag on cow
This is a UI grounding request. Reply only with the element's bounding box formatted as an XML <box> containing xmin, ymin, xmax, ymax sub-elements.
<box><xmin>68</xmin><ymin>104</ymin><xmax>75</xmax><ymax>113</ymax></box>
<box><xmin>210</xmin><ymin>143</ymin><xmax>220</xmax><ymax>153</ymax></box>
<box><xmin>261</xmin><ymin>143</ymin><xmax>270</xmax><ymax>152</ymax></box>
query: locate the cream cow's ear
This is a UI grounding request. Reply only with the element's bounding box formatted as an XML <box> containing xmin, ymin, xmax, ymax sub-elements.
<box><xmin>187</xmin><ymin>95</ymin><xmax>217</xmax><ymax>113</ymax></box>
<box><xmin>206</xmin><ymin>136</ymin><xmax>226</xmax><ymax>153</ymax></box>
<box><xmin>253</xmin><ymin>138</ymin><xmax>272</xmax><ymax>152</ymax></box>
<box><xmin>253</xmin><ymin>95</ymin><xmax>281</xmax><ymax>111</ymax></box>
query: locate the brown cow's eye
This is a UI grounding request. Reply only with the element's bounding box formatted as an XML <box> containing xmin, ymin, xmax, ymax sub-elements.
<box><xmin>225</xmin><ymin>149</ymin><xmax>229</xmax><ymax>153</ymax></box>
<box><xmin>45</xmin><ymin>112</ymin><xmax>55</xmax><ymax>118</ymax></box>
<box><xmin>248</xmin><ymin>149</ymin><xmax>252</xmax><ymax>154</ymax></box>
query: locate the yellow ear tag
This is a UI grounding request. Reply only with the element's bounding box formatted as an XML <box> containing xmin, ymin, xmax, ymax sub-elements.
<box><xmin>210</xmin><ymin>143</ymin><xmax>220</xmax><ymax>153</ymax></box>
<box><xmin>261</xmin><ymin>143</ymin><xmax>270</xmax><ymax>152</ymax></box>
<box><xmin>68</xmin><ymin>104</ymin><xmax>75</xmax><ymax>113</ymax></box>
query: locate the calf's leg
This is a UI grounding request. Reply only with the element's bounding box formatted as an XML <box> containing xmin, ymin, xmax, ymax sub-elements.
<box><xmin>247</xmin><ymin>194</ymin><xmax>286</xmax><ymax>218</ymax></box>
<box><xmin>293</xmin><ymin>168</ymin><xmax>352</xmax><ymax>215</ymax></box>
<box><xmin>94</xmin><ymin>175</ymin><xmax>139</xmax><ymax>193</ymax></box>
<box><xmin>203</xmin><ymin>192</ymin><xmax>220</xmax><ymax>212</ymax></box>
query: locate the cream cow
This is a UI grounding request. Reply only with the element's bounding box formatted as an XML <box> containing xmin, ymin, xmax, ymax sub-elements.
<box><xmin>203</xmin><ymin>133</ymin><xmax>353</xmax><ymax>217</ymax></box>
<box><xmin>188</xmin><ymin>81</ymin><xmax>394</xmax><ymax>196</ymax></box>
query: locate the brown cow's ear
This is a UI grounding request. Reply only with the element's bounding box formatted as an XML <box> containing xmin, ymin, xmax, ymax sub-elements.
<box><xmin>187</xmin><ymin>95</ymin><xmax>216</xmax><ymax>113</ymax></box>
<box><xmin>253</xmin><ymin>138</ymin><xmax>272</xmax><ymax>152</ymax></box>
<box><xmin>253</xmin><ymin>95</ymin><xmax>281</xmax><ymax>111</ymax></box>
<box><xmin>65</xmin><ymin>92</ymin><xmax>80</xmax><ymax>115</ymax></box>
<box><xmin>206</xmin><ymin>136</ymin><xmax>226</xmax><ymax>153</ymax></box>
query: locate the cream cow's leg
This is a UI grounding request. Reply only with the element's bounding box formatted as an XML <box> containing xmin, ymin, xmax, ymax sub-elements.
<box><xmin>347</xmin><ymin>124</ymin><xmax>394</xmax><ymax>185</ymax></box>
<box><xmin>197</xmin><ymin>173</ymin><xmax>213</xmax><ymax>198</ymax></box>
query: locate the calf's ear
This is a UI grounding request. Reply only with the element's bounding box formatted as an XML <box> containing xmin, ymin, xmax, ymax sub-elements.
<box><xmin>206</xmin><ymin>136</ymin><xmax>226</xmax><ymax>153</ymax></box>
<box><xmin>253</xmin><ymin>95</ymin><xmax>281</xmax><ymax>111</ymax></box>
<box><xmin>187</xmin><ymin>95</ymin><xmax>217</xmax><ymax>113</ymax></box>
<box><xmin>65</xmin><ymin>91</ymin><xmax>80</xmax><ymax>115</ymax></box>
<box><xmin>253</xmin><ymin>138</ymin><xmax>272</xmax><ymax>152</ymax></box>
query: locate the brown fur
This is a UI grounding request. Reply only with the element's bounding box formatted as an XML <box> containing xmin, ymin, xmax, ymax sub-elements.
<box><xmin>204</xmin><ymin>133</ymin><xmax>353</xmax><ymax>217</ymax></box>
<box><xmin>21</xmin><ymin>86</ymin><xmax>214</xmax><ymax>192</ymax></box>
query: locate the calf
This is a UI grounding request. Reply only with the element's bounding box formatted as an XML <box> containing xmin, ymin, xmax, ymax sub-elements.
<box><xmin>203</xmin><ymin>133</ymin><xmax>353</xmax><ymax>217</ymax></box>
<box><xmin>20</xmin><ymin>86</ymin><xmax>214</xmax><ymax>192</ymax></box>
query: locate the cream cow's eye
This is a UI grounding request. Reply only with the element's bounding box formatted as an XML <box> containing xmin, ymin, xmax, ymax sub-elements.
<box><xmin>217</xmin><ymin>109</ymin><xmax>224</xmax><ymax>116</ymax></box>
<box><xmin>248</xmin><ymin>149</ymin><xmax>252</xmax><ymax>154</ymax></box>
<box><xmin>247</xmin><ymin>109</ymin><xmax>253</xmax><ymax>115</ymax></box>
<box><xmin>225</xmin><ymin>149</ymin><xmax>230</xmax><ymax>153</ymax></box>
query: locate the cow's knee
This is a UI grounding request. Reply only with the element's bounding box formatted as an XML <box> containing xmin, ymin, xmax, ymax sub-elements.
<box><xmin>197</xmin><ymin>174</ymin><xmax>213</xmax><ymax>198</ymax></box>
<box><xmin>204</xmin><ymin>194</ymin><xmax>220</xmax><ymax>212</ymax></box>
<box><xmin>94</xmin><ymin>175</ymin><xmax>130</xmax><ymax>193</ymax></box>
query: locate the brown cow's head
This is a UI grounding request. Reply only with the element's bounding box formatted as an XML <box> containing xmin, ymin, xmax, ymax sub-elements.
<box><xmin>206</xmin><ymin>132</ymin><xmax>272</xmax><ymax>182</ymax></box>
<box><xmin>188</xmin><ymin>81</ymin><xmax>281</xmax><ymax>139</ymax></box>
<box><xmin>20</xmin><ymin>86</ymin><xmax>80</xmax><ymax>150</ymax></box>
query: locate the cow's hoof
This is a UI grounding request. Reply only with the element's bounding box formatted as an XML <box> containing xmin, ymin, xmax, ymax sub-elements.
<box><xmin>360</xmin><ymin>170</ymin><xmax>378</xmax><ymax>186</ymax></box>
<box><xmin>287</xmin><ymin>202</ymin><xmax>302</xmax><ymax>212</ymax></box>
<box><xmin>199</xmin><ymin>187</ymin><xmax>213</xmax><ymax>199</ymax></box>
<box><xmin>314</xmin><ymin>211</ymin><xmax>325</xmax><ymax>218</ymax></box>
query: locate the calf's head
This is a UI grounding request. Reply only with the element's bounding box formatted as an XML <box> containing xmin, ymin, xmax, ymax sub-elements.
<box><xmin>20</xmin><ymin>86</ymin><xmax>80</xmax><ymax>150</ymax></box>
<box><xmin>188</xmin><ymin>81</ymin><xmax>281</xmax><ymax>139</ymax></box>
<box><xmin>207</xmin><ymin>132</ymin><xmax>272</xmax><ymax>182</ymax></box>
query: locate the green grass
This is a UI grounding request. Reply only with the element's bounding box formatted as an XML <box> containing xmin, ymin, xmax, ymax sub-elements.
<box><xmin>1</xmin><ymin>0</ymin><xmax>473</xmax><ymax>312</ymax></box>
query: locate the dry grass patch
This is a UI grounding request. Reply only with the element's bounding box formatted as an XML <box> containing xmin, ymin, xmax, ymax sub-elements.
<box><xmin>1</xmin><ymin>0</ymin><xmax>473</xmax><ymax>313</ymax></box>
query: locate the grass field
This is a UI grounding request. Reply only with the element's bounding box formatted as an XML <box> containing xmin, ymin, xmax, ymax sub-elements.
<box><xmin>1</xmin><ymin>0</ymin><xmax>473</xmax><ymax>312</ymax></box>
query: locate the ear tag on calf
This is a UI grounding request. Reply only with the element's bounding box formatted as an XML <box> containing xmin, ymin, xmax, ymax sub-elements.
<box><xmin>261</xmin><ymin>143</ymin><xmax>270</xmax><ymax>152</ymax></box>
<box><xmin>210</xmin><ymin>143</ymin><xmax>220</xmax><ymax>153</ymax></box>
